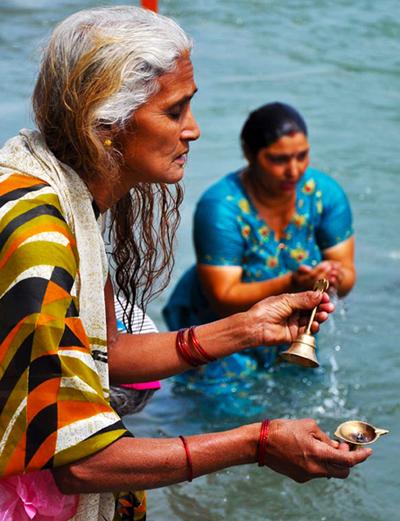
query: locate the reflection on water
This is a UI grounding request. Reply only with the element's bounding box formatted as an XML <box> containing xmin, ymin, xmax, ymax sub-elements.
<box><xmin>1</xmin><ymin>0</ymin><xmax>399</xmax><ymax>520</ymax></box>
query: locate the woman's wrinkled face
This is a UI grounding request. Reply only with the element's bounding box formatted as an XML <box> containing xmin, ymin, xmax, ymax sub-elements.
<box><xmin>253</xmin><ymin>132</ymin><xmax>310</xmax><ymax>196</ymax></box>
<box><xmin>118</xmin><ymin>53</ymin><xmax>200</xmax><ymax>188</ymax></box>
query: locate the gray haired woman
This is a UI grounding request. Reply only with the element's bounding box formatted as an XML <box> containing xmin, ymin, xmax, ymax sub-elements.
<box><xmin>0</xmin><ymin>6</ymin><xmax>370</xmax><ymax>521</ymax></box>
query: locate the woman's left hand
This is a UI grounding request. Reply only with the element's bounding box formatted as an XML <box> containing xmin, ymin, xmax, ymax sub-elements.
<box><xmin>292</xmin><ymin>260</ymin><xmax>343</xmax><ymax>291</ymax></box>
<box><xmin>248</xmin><ymin>290</ymin><xmax>334</xmax><ymax>346</ymax></box>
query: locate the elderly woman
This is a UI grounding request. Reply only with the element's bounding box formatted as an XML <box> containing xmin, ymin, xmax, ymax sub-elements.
<box><xmin>164</xmin><ymin>102</ymin><xmax>355</xmax><ymax>393</ymax></box>
<box><xmin>0</xmin><ymin>7</ymin><xmax>369</xmax><ymax>521</ymax></box>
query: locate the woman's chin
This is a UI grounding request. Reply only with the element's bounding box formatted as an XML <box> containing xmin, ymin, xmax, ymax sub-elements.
<box><xmin>163</xmin><ymin>166</ymin><xmax>186</xmax><ymax>184</ymax></box>
<box><xmin>280</xmin><ymin>182</ymin><xmax>297</xmax><ymax>192</ymax></box>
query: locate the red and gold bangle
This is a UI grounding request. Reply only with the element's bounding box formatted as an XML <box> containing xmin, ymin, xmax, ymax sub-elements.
<box><xmin>257</xmin><ymin>419</ymin><xmax>271</xmax><ymax>467</ymax></box>
<box><xmin>179</xmin><ymin>435</ymin><xmax>194</xmax><ymax>482</ymax></box>
<box><xmin>188</xmin><ymin>326</ymin><xmax>217</xmax><ymax>363</ymax></box>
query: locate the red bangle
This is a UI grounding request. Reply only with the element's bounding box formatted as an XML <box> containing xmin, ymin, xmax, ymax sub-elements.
<box><xmin>257</xmin><ymin>419</ymin><xmax>270</xmax><ymax>467</ymax></box>
<box><xmin>176</xmin><ymin>329</ymin><xmax>202</xmax><ymax>367</ymax></box>
<box><xmin>188</xmin><ymin>326</ymin><xmax>217</xmax><ymax>363</ymax></box>
<box><xmin>179</xmin><ymin>435</ymin><xmax>193</xmax><ymax>482</ymax></box>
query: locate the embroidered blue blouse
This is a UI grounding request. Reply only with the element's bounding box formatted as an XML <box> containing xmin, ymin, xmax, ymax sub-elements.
<box><xmin>163</xmin><ymin>167</ymin><xmax>353</xmax><ymax>393</ymax></box>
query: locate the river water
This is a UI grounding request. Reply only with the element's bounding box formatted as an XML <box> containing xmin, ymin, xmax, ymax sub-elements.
<box><xmin>1</xmin><ymin>1</ymin><xmax>399</xmax><ymax>519</ymax></box>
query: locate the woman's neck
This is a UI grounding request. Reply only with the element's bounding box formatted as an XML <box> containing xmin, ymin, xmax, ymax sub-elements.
<box><xmin>241</xmin><ymin>168</ymin><xmax>297</xmax><ymax>239</ymax></box>
<box><xmin>242</xmin><ymin>169</ymin><xmax>296</xmax><ymax>209</ymax></box>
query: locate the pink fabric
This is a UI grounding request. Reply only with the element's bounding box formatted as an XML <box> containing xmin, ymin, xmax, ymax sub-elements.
<box><xmin>0</xmin><ymin>470</ymin><xmax>79</xmax><ymax>521</ymax></box>
<box><xmin>120</xmin><ymin>381</ymin><xmax>161</xmax><ymax>390</ymax></box>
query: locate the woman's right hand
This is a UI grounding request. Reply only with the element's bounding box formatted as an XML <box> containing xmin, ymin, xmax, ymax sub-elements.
<box><xmin>262</xmin><ymin>418</ymin><xmax>372</xmax><ymax>482</ymax></box>
<box><xmin>248</xmin><ymin>290</ymin><xmax>334</xmax><ymax>346</ymax></box>
<box><xmin>292</xmin><ymin>261</ymin><xmax>339</xmax><ymax>291</ymax></box>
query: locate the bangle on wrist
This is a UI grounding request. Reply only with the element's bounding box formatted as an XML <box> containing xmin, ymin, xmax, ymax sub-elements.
<box><xmin>179</xmin><ymin>435</ymin><xmax>193</xmax><ymax>482</ymax></box>
<box><xmin>257</xmin><ymin>419</ymin><xmax>271</xmax><ymax>467</ymax></box>
<box><xmin>188</xmin><ymin>326</ymin><xmax>217</xmax><ymax>362</ymax></box>
<box><xmin>176</xmin><ymin>329</ymin><xmax>201</xmax><ymax>367</ymax></box>
<box><xmin>176</xmin><ymin>327</ymin><xmax>217</xmax><ymax>367</ymax></box>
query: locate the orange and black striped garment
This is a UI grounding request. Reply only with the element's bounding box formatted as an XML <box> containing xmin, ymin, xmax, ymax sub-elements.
<box><xmin>0</xmin><ymin>172</ymin><xmax>129</xmax><ymax>478</ymax></box>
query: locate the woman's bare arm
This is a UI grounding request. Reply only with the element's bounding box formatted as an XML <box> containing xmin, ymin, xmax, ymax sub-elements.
<box><xmin>197</xmin><ymin>263</ymin><xmax>294</xmax><ymax>316</ymax></box>
<box><xmin>53</xmin><ymin>419</ymin><xmax>371</xmax><ymax>494</ymax></box>
<box><xmin>53</xmin><ymin>424</ymin><xmax>258</xmax><ymax>493</ymax></box>
<box><xmin>195</xmin><ymin>235</ymin><xmax>355</xmax><ymax>318</ymax></box>
<box><xmin>106</xmin><ymin>279</ymin><xmax>333</xmax><ymax>384</ymax></box>
<box><xmin>322</xmin><ymin>236</ymin><xmax>356</xmax><ymax>297</ymax></box>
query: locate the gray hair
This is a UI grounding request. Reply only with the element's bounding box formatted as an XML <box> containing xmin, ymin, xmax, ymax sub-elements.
<box><xmin>46</xmin><ymin>5</ymin><xmax>192</xmax><ymax>127</ymax></box>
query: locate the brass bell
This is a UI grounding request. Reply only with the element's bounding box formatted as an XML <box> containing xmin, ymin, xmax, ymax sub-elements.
<box><xmin>334</xmin><ymin>420</ymin><xmax>389</xmax><ymax>450</ymax></box>
<box><xmin>280</xmin><ymin>279</ymin><xmax>330</xmax><ymax>368</ymax></box>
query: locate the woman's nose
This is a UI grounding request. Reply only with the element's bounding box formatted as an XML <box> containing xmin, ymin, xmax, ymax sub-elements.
<box><xmin>287</xmin><ymin>158</ymin><xmax>299</xmax><ymax>177</ymax></box>
<box><xmin>182</xmin><ymin>109</ymin><xmax>201</xmax><ymax>142</ymax></box>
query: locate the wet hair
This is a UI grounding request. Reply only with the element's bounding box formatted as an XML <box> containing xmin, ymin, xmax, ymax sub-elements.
<box><xmin>32</xmin><ymin>6</ymin><xmax>192</xmax><ymax>329</ymax></box>
<box><xmin>240</xmin><ymin>102</ymin><xmax>308</xmax><ymax>158</ymax></box>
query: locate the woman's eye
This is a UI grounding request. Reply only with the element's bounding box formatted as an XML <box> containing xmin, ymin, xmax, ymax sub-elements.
<box><xmin>268</xmin><ymin>155</ymin><xmax>288</xmax><ymax>165</ymax></box>
<box><xmin>168</xmin><ymin>111</ymin><xmax>181</xmax><ymax>120</ymax></box>
<box><xmin>297</xmin><ymin>151</ymin><xmax>309</xmax><ymax>161</ymax></box>
<box><xmin>168</xmin><ymin>106</ymin><xmax>183</xmax><ymax>120</ymax></box>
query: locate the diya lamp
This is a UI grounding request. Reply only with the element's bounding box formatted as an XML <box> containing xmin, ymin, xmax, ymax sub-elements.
<box><xmin>334</xmin><ymin>420</ymin><xmax>389</xmax><ymax>450</ymax></box>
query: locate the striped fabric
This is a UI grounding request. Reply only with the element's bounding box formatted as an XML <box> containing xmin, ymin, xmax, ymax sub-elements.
<box><xmin>114</xmin><ymin>300</ymin><xmax>157</xmax><ymax>334</ymax></box>
<box><xmin>0</xmin><ymin>172</ymin><xmax>128</xmax><ymax>477</ymax></box>
<box><xmin>0</xmin><ymin>130</ymin><xmax>147</xmax><ymax>520</ymax></box>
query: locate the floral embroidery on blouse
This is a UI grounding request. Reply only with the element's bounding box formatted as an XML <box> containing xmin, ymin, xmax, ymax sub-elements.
<box><xmin>259</xmin><ymin>225</ymin><xmax>269</xmax><ymax>239</ymax></box>
<box><xmin>238</xmin><ymin>198</ymin><xmax>251</xmax><ymax>213</ymax></box>
<box><xmin>241</xmin><ymin>224</ymin><xmax>251</xmax><ymax>238</ymax></box>
<box><xmin>302</xmin><ymin>178</ymin><xmax>316</xmax><ymax>195</ymax></box>
<box><xmin>290</xmin><ymin>248</ymin><xmax>309</xmax><ymax>262</ymax></box>
<box><xmin>293</xmin><ymin>213</ymin><xmax>306</xmax><ymax>228</ymax></box>
<box><xmin>192</xmin><ymin>167</ymin><xmax>353</xmax><ymax>283</ymax></box>
<box><xmin>267</xmin><ymin>256</ymin><xmax>279</xmax><ymax>268</ymax></box>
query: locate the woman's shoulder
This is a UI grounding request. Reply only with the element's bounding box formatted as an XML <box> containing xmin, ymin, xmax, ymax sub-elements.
<box><xmin>0</xmin><ymin>171</ymin><xmax>71</xmax><ymax>240</ymax></box>
<box><xmin>0</xmin><ymin>171</ymin><xmax>63</xmax><ymax>213</ymax></box>
<box><xmin>0</xmin><ymin>171</ymin><xmax>51</xmax><ymax>192</ymax></box>
<box><xmin>304</xmin><ymin>167</ymin><xmax>343</xmax><ymax>187</ymax></box>
<box><xmin>302</xmin><ymin>167</ymin><xmax>348</xmax><ymax>199</ymax></box>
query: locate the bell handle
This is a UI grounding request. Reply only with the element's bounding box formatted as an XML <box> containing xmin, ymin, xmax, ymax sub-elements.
<box><xmin>305</xmin><ymin>307</ymin><xmax>317</xmax><ymax>335</ymax></box>
<box><xmin>305</xmin><ymin>279</ymin><xmax>330</xmax><ymax>335</ymax></box>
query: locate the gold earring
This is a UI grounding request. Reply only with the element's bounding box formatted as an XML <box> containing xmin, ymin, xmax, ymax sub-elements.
<box><xmin>104</xmin><ymin>138</ymin><xmax>112</xmax><ymax>147</ymax></box>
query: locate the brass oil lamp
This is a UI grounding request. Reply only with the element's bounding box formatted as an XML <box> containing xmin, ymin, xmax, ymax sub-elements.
<box><xmin>335</xmin><ymin>420</ymin><xmax>389</xmax><ymax>450</ymax></box>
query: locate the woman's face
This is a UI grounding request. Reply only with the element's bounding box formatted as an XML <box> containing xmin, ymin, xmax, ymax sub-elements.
<box><xmin>252</xmin><ymin>132</ymin><xmax>310</xmax><ymax>196</ymax></box>
<box><xmin>118</xmin><ymin>53</ymin><xmax>200</xmax><ymax>188</ymax></box>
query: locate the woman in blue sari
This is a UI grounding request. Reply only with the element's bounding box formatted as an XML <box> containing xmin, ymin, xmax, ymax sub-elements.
<box><xmin>164</xmin><ymin>102</ymin><xmax>355</xmax><ymax>398</ymax></box>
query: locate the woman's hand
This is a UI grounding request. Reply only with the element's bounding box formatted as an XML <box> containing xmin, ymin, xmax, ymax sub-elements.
<box><xmin>292</xmin><ymin>261</ymin><xmax>341</xmax><ymax>291</ymax></box>
<box><xmin>263</xmin><ymin>418</ymin><xmax>372</xmax><ymax>482</ymax></box>
<box><xmin>248</xmin><ymin>290</ymin><xmax>334</xmax><ymax>346</ymax></box>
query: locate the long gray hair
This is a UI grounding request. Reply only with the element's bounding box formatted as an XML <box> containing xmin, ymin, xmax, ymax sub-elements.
<box><xmin>33</xmin><ymin>6</ymin><xmax>193</xmax><ymax>329</ymax></box>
